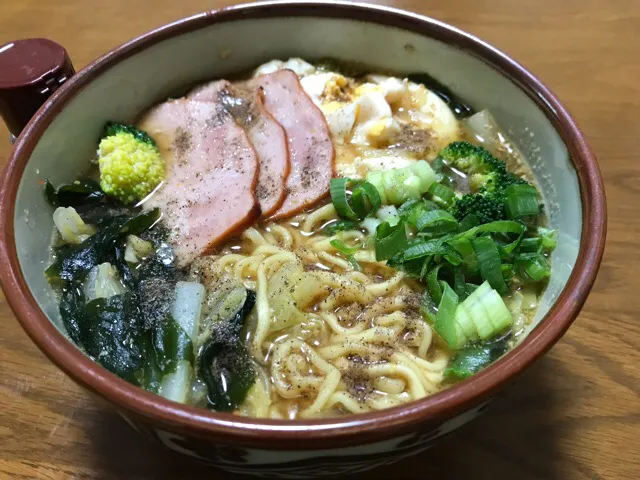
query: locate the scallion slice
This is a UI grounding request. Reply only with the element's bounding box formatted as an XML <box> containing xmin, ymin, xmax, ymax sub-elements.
<box><xmin>416</xmin><ymin>210</ymin><xmax>459</xmax><ymax>236</ymax></box>
<box><xmin>504</xmin><ymin>184</ymin><xmax>540</xmax><ymax>219</ymax></box>
<box><xmin>329</xmin><ymin>239</ymin><xmax>360</xmax><ymax>255</ymax></box>
<box><xmin>453</xmin><ymin>220</ymin><xmax>525</xmax><ymax>241</ymax></box>
<box><xmin>426</xmin><ymin>264</ymin><xmax>444</xmax><ymax>304</ymax></box>
<box><xmin>427</xmin><ymin>182</ymin><xmax>456</xmax><ymax>207</ymax></box>
<box><xmin>330</xmin><ymin>178</ymin><xmax>358</xmax><ymax>220</ymax></box>
<box><xmin>537</xmin><ymin>227</ymin><xmax>558</xmax><ymax>251</ymax></box>
<box><xmin>434</xmin><ymin>282</ymin><xmax>465</xmax><ymax>349</ymax></box>
<box><xmin>351</xmin><ymin>181</ymin><xmax>382</xmax><ymax>219</ymax></box>
<box><xmin>519</xmin><ymin>237</ymin><xmax>542</xmax><ymax>253</ymax></box>
<box><xmin>322</xmin><ymin>220</ymin><xmax>359</xmax><ymax>236</ymax></box>
<box><xmin>515</xmin><ymin>253</ymin><xmax>551</xmax><ymax>282</ymax></box>
<box><xmin>472</xmin><ymin>236</ymin><xmax>508</xmax><ymax>294</ymax></box>
<box><xmin>375</xmin><ymin>221</ymin><xmax>408</xmax><ymax>261</ymax></box>
<box><xmin>453</xmin><ymin>266</ymin><xmax>467</xmax><ymax>301</ymax></box>
<box><xmin>403</xmin><ymin>239</ymin><xmax>451</xmax><ymax>261</ymax></box>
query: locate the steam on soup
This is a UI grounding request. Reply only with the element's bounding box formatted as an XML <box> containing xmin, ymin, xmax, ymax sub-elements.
<box><xmin>45</xmin><ymin>58</ymin><xmax>556</xmax><ymax>419</ymax></box>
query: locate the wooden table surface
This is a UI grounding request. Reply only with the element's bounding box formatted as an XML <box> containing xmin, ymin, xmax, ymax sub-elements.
<box><xmin>1</xmin><ymin>1</ymin><xmax>638</xmax><ymax>479</ymax></box>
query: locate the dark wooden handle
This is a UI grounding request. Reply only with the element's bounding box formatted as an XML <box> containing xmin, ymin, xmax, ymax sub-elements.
<box><xmin>0</xmin><ymin>38</ymin><xmax>75</xmax><ymax>137</ymax></box>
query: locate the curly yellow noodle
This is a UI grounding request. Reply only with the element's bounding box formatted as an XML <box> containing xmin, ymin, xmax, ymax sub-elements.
<box><xmin>202</xmin><ymin>202</ymin><xmax>450</xmax><ymax>418</ymax></box>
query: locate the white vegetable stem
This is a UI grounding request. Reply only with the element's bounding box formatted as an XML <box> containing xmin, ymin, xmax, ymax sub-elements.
<box><xmin>159</xmin><ymin>281</ymin><xmax>205</xmax><ymax>404</ymax></box>
<box><xmin>171</xmin><ymin>281</ymin><xmax>206</xmax><ymax>343</ymax></box>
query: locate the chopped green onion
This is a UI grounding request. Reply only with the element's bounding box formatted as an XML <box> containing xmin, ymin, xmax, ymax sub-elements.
<box><xmin>351</xmin><ymin>181</ymin><xmax>382</xmax><ymax>219</ymax></box>
<box><xmin>459</xmin><ymin>213</ymin><xmax>480</xmax><ymax>231</ymax></box>
<box><xmin>434</xmin><ymin>282</ymin><xmax>465</xmax><ymax>349</ymax></box>
<box><xmin>453</xmin><ymin>266</ymin><xmax>467</xmax><ymax>301</ymax></box>
<box><xmin>450</xmin><ymin>237</ymin><xmax>478</xmax><ymax>275</ymax></box>
<box><xmin>427</xmin><ymin>182</ymin><xmax>456</xmax><ymax>207</ymax></box>
<box><xmin>472</xmin><ymin>236</ymin><xmax>508</xmax><ymax>294</ymax></box>
<box><xmin>375</xmin><ymin>221</ymin><xmax>408</xmax><ymax>261</ymax></box>
<box><xmin>504</xmin><ymin>184</ymin><xmax>540</xmax><ymax>219</ymax></box>
<box><xmin>416</xmin><ymin>210</ymin><xmax>459</xmax><ymax>236</ymax></box>
<box><xmin>330</xmin><ymin>178</ymin><xmax>382</xmax><ymax>221</ymax></box>
<box><xmin>330</xmin><ymin>178</ymin><xmax>358</xmax><ymax>220</ymax></box>
<box><xmin>345</xmin><ymin>255</ymin><xmax>361</xmax><ymax>271</ymax></box>
<box><xmin>515</xmin><ymin>253</ymin><xmax>551</xmax><ymax>282</ymax></box>
<box><xmin>453</xmin><ymin>220</ymin><xmax>526</xmax><ymax>241</ymax></box>
<box><xmin>322</xmin><ymin>220</ymin><xmax>359</xmax><ymax>236</ymax></box>
<box><xmin>398</xmin><ymin>198</ymin><xmax>438</xmax><ymax>227</ymax></box>
<box><xmin>501</xmin><ymin>263</ymin><xmax>514</xmax><ymax>280</ymax></box>
<box><xmin>330</xmin><ymin>239</ymin><xmax>360</xmax><ymax>255</ymax></box>
<box><xmin>419</xmin><ymin>256</ymin><xmax>433</xmax><ymax>279</ymax></box>
<box><xmin>403</xmin><ymin>239</ymin><xmax>452</xmax><ymax>261</ymax></box>
<box><xmin>537</xmin><ymin>227</ymin><xmax>558</xmax><ymax>251</ymax></box>
<box><xmin>519</xmin><ymin>237</ymin><xmax>542</xmax><ymax>253</ymax></box>
<box><xmin>426</xmin><ymin>264</ymin><xmax>445</xmax><ymax>304</ymax></box>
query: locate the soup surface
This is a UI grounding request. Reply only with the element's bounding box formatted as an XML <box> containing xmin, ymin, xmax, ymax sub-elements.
<box><xmin>45</xmin><ymin>58</ymin><xmax>555</xmax><ymax>419</ymax></box>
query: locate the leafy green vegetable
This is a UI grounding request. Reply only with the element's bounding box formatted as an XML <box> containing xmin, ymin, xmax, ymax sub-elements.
<box><xmin>45</xmin><ymin>209</ymin><xmax>160</xmax><ymax>285</ymax></box>
<box><xmin>59</xmin><ymin>290</ymin><xmax>146</xmax><ymax>383</ymax></box>
<box><xmin>199</xmin><ymin>290</ymin><xmax>256</xmax><ymax>411</ymax></box>
<box><xmin>152</xmin><ymin>315</ymin><xmax>194</xmax><ymax>374</ymax></box>
<box><xmin>375</xmin><ymin>221</ymin><xmax>408</xmax><ymax>261</ymax></box>
<box><xmin>444</xmin><ymin>339</ymin><xmax>509</xmax><ymax>381</ymax></box>
<box><xmin>44</xmin><ymin>179</ymin><xmax>106</xmax><ymax>208</ymax></box>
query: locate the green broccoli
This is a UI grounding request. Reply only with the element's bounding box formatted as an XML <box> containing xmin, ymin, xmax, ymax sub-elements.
<box><xmin>98</xmin><ymin>122</ymin><xmax>165</xmax><ymax>204</ymax></box>
<box><xmin>438</xmin><ymin>141</ymin><xmax>525</xmax><ymax>193</ymax></box>
<box><xmin>437</xmin><ymin>141</ymin><xmax>529</xmax><ymax>224</ymax></box>
<box><xmin>450</xmin><ymin>192</ymin><xmax>505</xmax><ymax>224</ymax></box>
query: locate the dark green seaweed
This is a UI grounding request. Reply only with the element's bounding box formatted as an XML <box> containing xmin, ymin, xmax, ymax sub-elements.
<box><xmin>199</xmin><ymin>290</ymin><xmax>256</xmax><ymax>412</ymax></box>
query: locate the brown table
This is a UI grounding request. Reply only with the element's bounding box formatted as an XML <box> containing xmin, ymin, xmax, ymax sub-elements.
<box><xmin>1</xmin><ymin>1</ymin><xmax>638</xmax><ymax>479</ymax></box>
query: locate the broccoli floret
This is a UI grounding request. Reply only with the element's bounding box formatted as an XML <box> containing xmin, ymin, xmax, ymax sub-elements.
<box><xmin>438</xmin><ymin>142</ymin><xmax>529</xmax><ymax>224</ymax></box>
<box><xmin>438</xmin><ymin>141</ymin><xmax>525</xmax><ymax>192</ymax></box>
<box><xmin>450</xmin><ymin>191</ymin><xmax>506</xmax><ymax>224</ymax></box>
<box><xmin>98</xmin><ymin>122</ymin><xmax>165</xmax><ymax>204</ymax></box>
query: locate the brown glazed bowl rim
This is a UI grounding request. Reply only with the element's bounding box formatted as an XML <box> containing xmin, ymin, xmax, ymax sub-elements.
<box><xmin>0</xmin><ymin>1</ymin><xmax>606</xmax><ymax>450</ymax></box>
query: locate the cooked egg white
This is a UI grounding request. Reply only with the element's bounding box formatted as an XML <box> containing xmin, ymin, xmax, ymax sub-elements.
<box><xmin>252</xmin><ymin>59</ymin><xmax>462</xmax><ymax>178</ymax></box>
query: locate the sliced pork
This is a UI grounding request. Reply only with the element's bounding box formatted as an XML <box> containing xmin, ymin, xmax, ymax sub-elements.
<box><xmin>190</xmin><ymin>80</ymin><xmax>290</xmax><ymax>217</ymax></box>
<box><xmin>138</xmin><ymin>99</ymin><xmax>260</xmax><ymax>267</ymax></box>
<box><xmin>246</xmin><ymin>69</ymin><xmax>335</xmax><ymax>219</ymax></box>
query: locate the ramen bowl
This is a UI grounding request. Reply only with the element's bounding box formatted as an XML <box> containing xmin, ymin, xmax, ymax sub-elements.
<box><xmin>0</xmin><ymin>1</ymin><xmax>605</xmax><ymax>476</ymax></box>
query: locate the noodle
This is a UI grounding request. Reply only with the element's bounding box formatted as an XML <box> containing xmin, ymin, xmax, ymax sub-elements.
<box><xmin>206</xmin><ymin>202</ymin><xmax>451</xmax><ymax>418</ymax></box>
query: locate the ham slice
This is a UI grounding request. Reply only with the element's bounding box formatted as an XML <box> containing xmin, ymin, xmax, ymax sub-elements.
<box><xmin>138</xmin><ymin>98</ymin><xmax>260</xmax><ymax>267</ymax></box>
<box><xmin>246</xmin><ymin>70</ymin><xmax>335</xmax><ymax>219</ymax></box>
<box><xmin>190</xmin><ymin>80</ymin><xmax>290</xmax><ymax>217</ymax></box>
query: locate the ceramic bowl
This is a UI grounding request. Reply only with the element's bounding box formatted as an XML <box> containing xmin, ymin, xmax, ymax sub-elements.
<box><xmin>0</xmin><ymin>1</ymin><xmax>606</xmax><ymax>476</ymax></box>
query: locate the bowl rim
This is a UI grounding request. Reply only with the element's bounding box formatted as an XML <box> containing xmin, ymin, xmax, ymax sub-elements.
<box><xmin>0</xmin><ymin>0</ymin><xmax>606</xmax><ymax>449</ymax></box>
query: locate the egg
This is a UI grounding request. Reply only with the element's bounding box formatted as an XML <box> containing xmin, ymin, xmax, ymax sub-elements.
<box><xmin>253</xmin><ymin>58</ymin><xmax>316</xmax><ymax>77</ymax></box>
<box><xmin>350</xmin><ymin>84</ymin><xmax>396</xmax><ymax>146</ymax></box>
<box><xmin>406</xmin><ymin>83</ymin><xmax>460</xmax><ymax>152</ymax></box>
<box><xmin>300</xmin><ymin>73</ymin><xmax>343</xmax><ymax>105</ymax></box>
<box><xmin>366</xmin><ymin>75</ymin><xmax>408</xmax><ymax>104</ymax></box>
<box><xmin>320</xmin><ymin>101</ymin><xmax>357</xmax><ymax>140</ymax></box>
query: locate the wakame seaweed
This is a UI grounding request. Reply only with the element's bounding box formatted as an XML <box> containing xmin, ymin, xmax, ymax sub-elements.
<box><xmin>44</xmin><ymin>179</ymin><xmax>106</xmax><ymax>209</ymax></box>
<box><xmin>199</xmin><ymin>290</ymin><xmax>257</xmax><ymax>411</ymax></box>
<box><xmin>46</xmin><ymin>208</ymin><xmax>160</xmax><ymax>285</ymax></box>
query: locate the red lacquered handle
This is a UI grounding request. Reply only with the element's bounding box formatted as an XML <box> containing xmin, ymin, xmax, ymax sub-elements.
<box><xmin>0</xmin><ymin>38</ymin><xmax>75</xmax><ymax>138</ymax></box>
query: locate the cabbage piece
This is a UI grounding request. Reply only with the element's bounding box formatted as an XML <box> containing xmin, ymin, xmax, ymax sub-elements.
<box><xmin>53</xmin><ymin>206</ymin><xmax>96</xmax><ymax>244</ymax></box>
<box><xmin>84</xmin><ymin>263</ymin><xmax>126</xmax><ymax>302</ymax></box>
